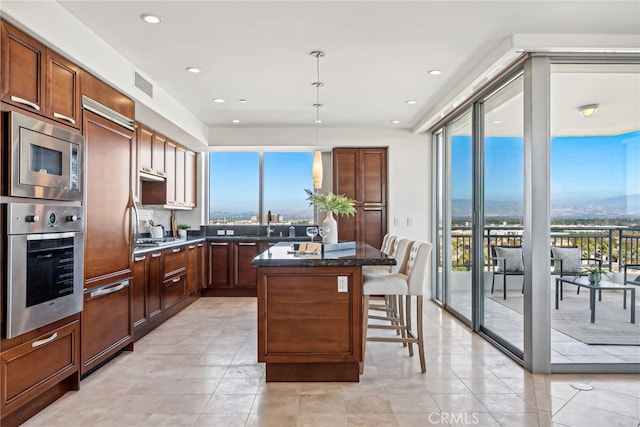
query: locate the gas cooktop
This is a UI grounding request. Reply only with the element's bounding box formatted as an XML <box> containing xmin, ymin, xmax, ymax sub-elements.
<box><xmin>135</xmin><ymin>237</ymin><xmax>178</xmax><ymax>247</ymax></box>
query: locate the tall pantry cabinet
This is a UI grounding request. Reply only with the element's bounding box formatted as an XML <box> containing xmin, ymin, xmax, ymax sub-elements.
<box><xmin>332</xmin><ymin>147</ymin><xmax>388</xmax><ymax>249</ymax></box>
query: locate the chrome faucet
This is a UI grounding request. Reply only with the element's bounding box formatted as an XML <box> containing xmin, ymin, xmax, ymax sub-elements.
<box><xmin>266</xmin><ymin>210</ymin><xmax>274</xmax><ymax>236</ymax></box>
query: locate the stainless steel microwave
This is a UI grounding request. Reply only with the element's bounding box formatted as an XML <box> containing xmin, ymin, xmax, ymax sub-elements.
<box><xmin>7</xmin><ymin>111</ymin><xmax>84</xmax><ymax>201</ymax></box>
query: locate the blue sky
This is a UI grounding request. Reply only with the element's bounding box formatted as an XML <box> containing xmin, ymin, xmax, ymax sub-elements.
<box><xmin>452</xmin><ymin>130</ymin><xmax>640</xmax><ymax>203</ymax></box>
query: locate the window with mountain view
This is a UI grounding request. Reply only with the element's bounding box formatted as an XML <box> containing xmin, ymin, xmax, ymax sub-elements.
<box><xmin>209</xmin><ymin>151</ymin><xmax>314</xmax><ymax>225</ymax></box>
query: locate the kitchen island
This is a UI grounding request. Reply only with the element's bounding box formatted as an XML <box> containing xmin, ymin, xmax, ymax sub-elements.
<box><xmin>252</xmin><ymin>242</ymin><xmax>395</xmax><ymax>382</ymax></box>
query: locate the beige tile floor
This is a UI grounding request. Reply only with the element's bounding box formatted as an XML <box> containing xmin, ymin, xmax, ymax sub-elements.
<box><xmin>23</xmin><ymin>297</ymin><xmax>640</xmax><ymax>427</ymax></box>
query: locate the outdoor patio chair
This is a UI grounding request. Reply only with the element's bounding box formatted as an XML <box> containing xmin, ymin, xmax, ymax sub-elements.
<box><xmin>551</xmin><ymin>246</ymin><xmax>603</xmax><ymax>295</ymax></box>
<box><xmin>623</xmin><ymin>264</ymin><xmax>640</xmax><ymax>306</ymax></box>
<box><xmin>490</xmin><ymin>246</ymin><xmax>524</xmax><ymax>300</ymax></box>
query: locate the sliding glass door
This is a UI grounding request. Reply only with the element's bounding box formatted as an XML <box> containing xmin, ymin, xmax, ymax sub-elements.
<box><xmin>479</xmin><ymin>74</ymin><xmax>525</xmax><ymax>355</ymax></box>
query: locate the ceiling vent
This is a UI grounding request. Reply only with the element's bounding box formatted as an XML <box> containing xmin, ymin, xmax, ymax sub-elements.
<box><xmin>134</xmin><ymin>71</ymin><xmax>153</xmax><ymax>98</ymax></box>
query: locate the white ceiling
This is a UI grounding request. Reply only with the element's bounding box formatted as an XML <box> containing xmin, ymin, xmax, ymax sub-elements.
<box><xmin>16</xmin><ymin>1</ymin><xmax>640</xmax><ymax>139</ymax></box>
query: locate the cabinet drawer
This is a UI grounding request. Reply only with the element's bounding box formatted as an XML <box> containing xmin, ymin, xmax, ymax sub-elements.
<box><xmin>82</xmin><ymin>280</ymin><xmax>132</xmax><ymax>374</ymax></box>
<box><xmin>163</xmin><ymin>246</ymin><xmax>187</xmax><ymax>279</ymax></box>
<box><xmin>1</xmin><ymin>320</ymin><xmax>79</xmax><ymax>414</ymax></box>
<box><xmin>163</xmin><ymin>274</ymin><xmax>186</xmax><ymax>310</ymax></box>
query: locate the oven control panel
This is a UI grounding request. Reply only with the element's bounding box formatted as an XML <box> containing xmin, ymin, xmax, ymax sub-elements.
<box><xmin>7</xmin><ymin>203</ymin><xmax>84</xmax><ymax>235</ymax></box>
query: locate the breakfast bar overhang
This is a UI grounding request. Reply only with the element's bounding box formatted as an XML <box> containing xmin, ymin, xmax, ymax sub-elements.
<box><xmin>252</xmin><ymin>242</ymin><xmax>395</xmax><ymax>382</ymax></box>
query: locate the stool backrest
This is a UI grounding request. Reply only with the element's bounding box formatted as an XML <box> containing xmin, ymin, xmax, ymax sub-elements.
<box><xmin>381</xmin><ymin>234</ymin><xmax>397</xmax><ymax>255</ymax></box>
<box><xmin>389</xmin><ymin>238</ymin><xmax>412</xmax><ymax>274</ymax></box>
<box><xmin>406</xmin><ymin>241</ymin><xmax>433</xmax><ymax>296</ymax></box>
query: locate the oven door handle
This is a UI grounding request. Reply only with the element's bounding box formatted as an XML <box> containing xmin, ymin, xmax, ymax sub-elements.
<box><xmin>89</xmin><ymin>281</ymin><xmax>129</xmax><ymax>299</ymax></box>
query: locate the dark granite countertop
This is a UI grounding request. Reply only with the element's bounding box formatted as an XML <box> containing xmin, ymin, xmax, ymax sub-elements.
<box><xmin>251</xmin><ymin>242</ymin><xmax>396</xmax><ymax>267</ymax></box>
<box><xmin>206</xmin><ymin>235</ymin><xmax>318</xmax><ymax>242</ymax></box>
<box><xmin>133</xmin><ymin>236</ymin><xmax>206</xmax><ymax>255</ymax></box>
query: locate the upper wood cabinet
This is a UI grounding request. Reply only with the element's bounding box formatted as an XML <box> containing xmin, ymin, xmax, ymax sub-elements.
<box><xmin>137</xmin><ymin>123</ymin><xmax>154</xmax><ymax>174</ymax></box>
<box><xmin>1</xmin><ymin>21</ymin><xmax>80</xmax><ymax>128</ymax></box>
<box><xmin>185</xmin><ymin>151</ymin><xmax>197</xmax><ymax>208</ymax></box>
<box><xmin>152</xmin><ymin>132</ymin><xmax>167</xmax><ymax>176</ymax></box>
<box><xmin>140</xmin><ymin>134</ymin><xmax>197</xmax><ymax>210</ymax></box>
<box><xmin>333</xmin><ymin>147</ymin><xmax>388</xmax><ymax>248</ymax></box>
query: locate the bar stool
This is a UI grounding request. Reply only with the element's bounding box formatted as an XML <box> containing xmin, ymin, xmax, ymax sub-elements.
<box><xmin>365</xmin><ymin>238</ymin><xmax>413</xmax><ymax>336</ymax></box>
<box><xmin>361</xmin><ymin>240</ymin><xmax>433</xmax><ymax>373</ymax></box>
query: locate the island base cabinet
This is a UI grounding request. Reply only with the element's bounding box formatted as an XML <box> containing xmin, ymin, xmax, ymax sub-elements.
<box><xmin>256</xmin><ymin>266</ymin><xmax>362</xmax><ymax>382</ymax></box>
<box><xmin>0</xmin><ymin>320</ymin><xmax>80</xmax><ymax>426</ymax></box>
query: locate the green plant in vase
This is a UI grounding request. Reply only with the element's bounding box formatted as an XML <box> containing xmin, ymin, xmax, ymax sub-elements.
<box><xmin>177</xmin><ymin>223</ymin><xmax>190</xmax><ymax>239</ymax></box>
<box><xmin>305</xmin><ymin>189</ymin><xmax>356</xmax><ymax>244</ymax></box>
<box><xmin>576</xmin><ymin>266</ymin><xmax>605</xmax><ymax>284</ymax></box>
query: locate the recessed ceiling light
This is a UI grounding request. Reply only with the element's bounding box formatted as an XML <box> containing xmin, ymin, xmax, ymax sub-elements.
<box><xmin>186</xmin><ymin>67</ymin><xmax>200</xmax><ymax>73</ymax></box>
<box><xmin>239</xmin><ymin>99</ymin><xmax>247</xmax><ymax>103</ymax></box>
<box><xmin>314</xmin><ymin>119</ymin><xmax>323</xmax><ymax>124</ymax></box>
<box><xmin>141</xmin><ymin>14</ymin><xmax>161</xmax><ymax>24</ymax></box>
<box><xmin>406</xmin><ymin>100</ymin><xmax>417</xmax><ymax>105</ymax></box>
<box><xmin>492</xmin><ymin>120</ymin><xmax>503</xmax><ymax>124</ymax></box>
<box><xmin>231</xmin><ymin>119</ymin><xmax>240</xmax><ymax>124</ymax></box>
<box><xmin>578</xmin><ymin>103</ymin><xmax>599</xmax><ymax>117</ymax></box>
<box><xmin>212</xmin><ymin>98</ymin><xmax>226</xmax><ymax>103</ymax></box>
<box><xmin>390</xmin><ymin>120</ymin><xmax>400</xmax><ymax>124</ymax></box>
<box><xmin>428</xmin><ymin>69</ymin><xmax>442</xmax><ymax>76</ymax></box>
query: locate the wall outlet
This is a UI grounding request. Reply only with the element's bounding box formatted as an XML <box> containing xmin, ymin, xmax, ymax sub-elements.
<box><xmin>406</xmin><ymin>217</ymin><xmax>415</xmax><ymax>226</ymax></box>
<box><xmin>393</xmin><ymin>216</ymin><xmax>400</xmax><ymax>226</ymax></box>
<box><xmin>337</xmin><ymin>276</ymin><xmax>348</xmax><ymax>292</ymax></box>
<box><xmin>216</xmin><ymin>230</ymin><xmax>225</xmax><ymax>235</ymax></box>
<box><xmin>226</xmin><ymin>229</ymin><xmax>235</xmax><ymax>235</ymax></box>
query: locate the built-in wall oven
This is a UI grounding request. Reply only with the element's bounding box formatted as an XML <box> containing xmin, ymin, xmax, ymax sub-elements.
<box><xmin>5</xmin><ymin>203</ymin><xmax>84</xmax><ymax>339</ymax></box>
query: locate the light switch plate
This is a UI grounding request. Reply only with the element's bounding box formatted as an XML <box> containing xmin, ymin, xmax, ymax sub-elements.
<box><xmin>216</xmin><ymin>230</ymin><xmax>225</xmax><ymax>235</ymax></box>
<box><xmin>226</xmin><ymin>229</ymin><xmax>235</xmax><ymax>235</ymax></box>
<box><xmin>337</xmin><ymin>276</ymin><xmax>348</xmax><ymax>292</ymax></box>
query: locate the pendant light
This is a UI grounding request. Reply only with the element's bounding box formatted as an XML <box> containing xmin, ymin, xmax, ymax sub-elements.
<box><xmin>311</xmin><ymin>50</ymin><xmax>325</xmax><ymax>189</ymax></box>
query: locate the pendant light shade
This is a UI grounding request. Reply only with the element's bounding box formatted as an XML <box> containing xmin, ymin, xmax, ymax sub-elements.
<box><xmin>310</xmin><ymin>50</ymin><xmax>325</xmax><ymax>189</ymax></box>
<box><xmin>312</xmin><ymin>150</ymin><xmax>323</xmax><ymax>189</ymax></box>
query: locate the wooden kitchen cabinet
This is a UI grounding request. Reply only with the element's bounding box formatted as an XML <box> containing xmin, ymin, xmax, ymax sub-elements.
<box><xmin>137</xmin><ymin>123</ymin><xmax>154</xmax><ymax>175</ymax></box>
<box><xmin>46</xmin><ymin>50</ymin><xmax>81</xmax><ymax>128</ymax></box>
<box><xmin>0</xmin><ymin>320</ymin><xmax>80</xmax><ymax>425</ymax></box>
<box><xmin>162</xmin><ymin>245</ymin><xmax>187</xmax><ymax>311</ymax></box>
<box><xmin>234</xmin><ymin>242</ymin><xmax>260</xmax><ymax>288</ymax></box>
<box><xmin>132</xmin><ymin>254</ymin><xmax>148</xmax><ymax>332</ymax></box>
<box><xmin>152</xmin><ymin>132</ymin><xmax>167</xmax><ymax>176</ymax></box>
<box><xmin>81</xmin><ymin>280</ymin><xmax>133</xmax><ymax>376</ymax></box>
<box><xmin>1</xmin><ymin>21</ymin><xmax>80</xmax><ymax>129</ymax></box>
<box><xmin>175</xmin><ymin>146</ymin><xmax>186</xmax><ymax>206</ymax></box>
<box><xmin>165</xmin><ymin>140</ymin><xmax>177</xmax><ymax>205</ymax></box>
<box><xmin>187</xmin><ymin>242</ymin><xmax>206</xmax><ymax>295</ymax></box>
<box><xmin>205</xmin><ymin>240</ymin><xmax>264</xmax><ymax>296</ymax></box>
<box><xmin>185</xmin><ymin>150</ymin><xmax>197</xmax><ymax>207</ymax></box>
<box><xmin>207</xmin><ymin>242</ymin><xmax>232</xmax><ymax>288</ymax></box>
<box><xmin>333</xmin><ymin>147</ymin><xmax>387</xmax><ymax>248</ymax></box>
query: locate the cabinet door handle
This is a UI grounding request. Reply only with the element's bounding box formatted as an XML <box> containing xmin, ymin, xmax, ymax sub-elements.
<box><xmin>172</xmin><ymin>277</ymin><xmax>181</xmax><ymax>283</ymax></box>
<box><xmin>210</xmin><ymin>242</ymin><xmax>228</xmax><ymax>246</ymax></box>
<box><xmin>151</xmin><ymin>252</ymin><xmax>162</xmax><ymax>258</ymax></box>
<box><xmin>238</xmin><ymin>242</ymin><xmax>257</xmax><ymax>246</ymax></box>
<box><xmin>90</xmin><ymin>281</ymin><xmax>129</xmax><ymax>298</ymax></box>
<box><xmin>32</xmin><ymin>332</ymin><xmax>58</xmax><ymax>348</ymax></box>
<box><xmin>53</xmin><ymin>112</ymin><xmax>76</xmax><ymax>125</ymax></box>
<box><xmin>134</xmin><ymin>255</ymin><xmax>146</xmax><ymax>262</ymax></box>
<box><xmin>188</xmin><ymin>245</ymin><xmax>196</xmax><ymax>249</ymax></box>
<box><xmin>172</xmin><ymin>248</ymin><xmax>181</xmax><ymax>253</ymax></box>
<box><xmin>197</xmin><ymin>243</ymin><xmax>204</xmax><ymax>247</ymax></box>
<box><xmin>10</xmin><ymin>96</ymin><xmax>40</xmax><ymax>111</ymax></box>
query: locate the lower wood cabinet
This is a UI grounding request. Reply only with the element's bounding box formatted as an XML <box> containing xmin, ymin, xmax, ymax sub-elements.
<box><xmin>205</xmin><ymin>240</ymin><xmax>263</xmax><ymax>295</ymax></box>
<box><xmin>163</xmin><ymin>273</ymin><xmax>187</xmax><ymax>310</ymax></box>
<box><xmin>1</xmin><ymin>320</ymin><xmax>80</xmax><ymax>424</ymax></box>
<box><xmin>132</xmin><ymin>241</ymin><xmax>202</xmax><ymax>341</ymax></box>
<box><xmin>81</xmin><ymin>280</ymin><xmax>133</xmax><ymax>375</ymax></box>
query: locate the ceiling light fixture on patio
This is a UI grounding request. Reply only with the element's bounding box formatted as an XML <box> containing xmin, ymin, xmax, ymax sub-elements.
<box><xmin>578</xmin><ymin>103</ymin><xmax>599</xmax><ymax>117</ymax></box>
<box><xmin>311</xmin><ymin>50</ymin><xmax>325</xmax><ymax>189</ymax></box>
